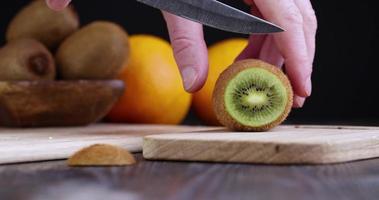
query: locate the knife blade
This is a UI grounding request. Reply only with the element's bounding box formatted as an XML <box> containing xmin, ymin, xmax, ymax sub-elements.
<box><xmin>136</xmin><ymin>0</ymin><xmax>283</xmax><ymax>34</ymax></box>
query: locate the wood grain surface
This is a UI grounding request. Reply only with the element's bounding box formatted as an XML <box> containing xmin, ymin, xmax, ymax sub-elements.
<box><xmin>1</xmin><ymin>154</ymin><xmax>379</xmax><ymax>200</ymax></box>
<box><xmin>143</xmin><ymin>125</ymin><xmax>379</xmax><ymax>164</ymax></box>
<box><xmin>0</xmin><ymin>124</ymin><xmax>218</xmax><ymax>164</ymax></box>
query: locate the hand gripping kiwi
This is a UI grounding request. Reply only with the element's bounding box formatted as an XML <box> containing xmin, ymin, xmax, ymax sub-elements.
<box><xmin>213</xmin><ymin>59</ymin><xmax>293</xmax><ymax>131</ymax></box>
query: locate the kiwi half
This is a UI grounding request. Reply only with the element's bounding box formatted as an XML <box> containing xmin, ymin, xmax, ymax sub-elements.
<box><xmin>213</xmin><ymin>59</ymin><xmax>293</xmax><ymax>131</ymax></box>
<box><xmin>6</xmin><ymin>0</ymin><xmax>79</xmax><ymax>50</ymax></box>
<box><xmin>0</xmin><ymin>39</ymin><xmax>56</xmax><ymax>81</ymax></box>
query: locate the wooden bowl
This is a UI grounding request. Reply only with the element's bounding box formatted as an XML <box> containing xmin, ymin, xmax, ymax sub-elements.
<box><xmin>0</xmin><ymin>80</ymin><xmax>125</xmax><ymax>127</ymax></box>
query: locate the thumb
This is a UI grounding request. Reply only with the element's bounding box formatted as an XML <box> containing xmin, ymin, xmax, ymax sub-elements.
<box><xmin>45</xmin><ymin>0</ymin><xmax>71</xmax><ymax>11</ymax></box>
<box><xmin>163</xmin><ymin>12</ymin><xmax>208</xmax><ymax>93</ymax></box>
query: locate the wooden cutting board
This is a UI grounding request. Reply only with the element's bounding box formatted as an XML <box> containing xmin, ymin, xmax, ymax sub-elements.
<box><xmin>143</xmin><ymin>125</ymin><xmax>379</xmax><ymax>164</ymax></box>
<box><xmin>0</xmin><ymin>124</ymin><xmax>218</xmax><ymax>164</ymax></box>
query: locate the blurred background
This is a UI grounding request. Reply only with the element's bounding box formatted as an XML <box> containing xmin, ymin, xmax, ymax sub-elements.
<box><xmin>1</xmin><ymin>0</ymin><xmax>378</xmax><ymax>125</ymax></box>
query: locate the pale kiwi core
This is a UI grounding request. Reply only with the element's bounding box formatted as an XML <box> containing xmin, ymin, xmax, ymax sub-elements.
<box><xmin>224</xmin><ymin>67</ymin><xmax>288</xmax><ymax>127</ymax></box>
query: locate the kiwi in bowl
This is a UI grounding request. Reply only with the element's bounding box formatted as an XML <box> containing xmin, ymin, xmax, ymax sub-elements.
<box><xmin>6</xmin><ymin>0</ymin><xmax>79</xmax><ymax>50</ymax></box>
<box><xmin>55</xmin><ymin>21</ymin><xmax>130</xmax><ymax>80</ymax></box>
<box><xmin>213</xmin><ymin>59</ymin><xmax>293</xmax><ymax>131</ymax></box>
<box><xmin>0</xmin><ymin>39</ymin><xmax>56</xmax><ymax>81</ymax></box>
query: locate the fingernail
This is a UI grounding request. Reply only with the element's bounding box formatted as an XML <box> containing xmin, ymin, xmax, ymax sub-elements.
<box><xmin>298</xmin><ymin>98</ymin><xmax>306</xmax><ymax>108</ymax></box>
<box><xmin>293</xmin><ymin>97</ymin><xmax>306</xmax><ymax>108</ymax></box>
<box><xmin>181</xmin><ymin>67</ymin><xmax>198</xmax><ymax>92</ymax></box>
<box><xmin>304</xmin><ymin>77</ymin><xmax>312</xmax><ymax>96</ymax></box>
<box><xmin>46</xmin><ymin>0</ymin><xmax>70</xmax><ymax>11</ymax></box>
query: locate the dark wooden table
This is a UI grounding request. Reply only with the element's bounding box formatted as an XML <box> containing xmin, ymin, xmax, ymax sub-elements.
<box><xmin>0</xmin><ymin>154</ymin><xmax>378</xmax><ymax>200</ymax></box>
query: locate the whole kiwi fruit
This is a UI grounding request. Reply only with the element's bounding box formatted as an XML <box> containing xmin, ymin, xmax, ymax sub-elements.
<box><xmin>213</xmin><ymin>59</ymin><xmax>293</xmax><ymax>131</ymax></box>
<box><xmin>56</xmin><ymin>21</ymin><xmax>130</xmax><ymax>79</ymax></box>
<box><xmin>6</xmin><ymin>0</ymin><xmax>79</xmax><ymax>50</ymax></box>
<box><xmin>0</xmin><ymin>39</ymin><xmax>56</xmax><ymax>81</ymax></box>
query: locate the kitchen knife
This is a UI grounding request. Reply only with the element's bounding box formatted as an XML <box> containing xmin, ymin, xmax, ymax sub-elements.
<box><xmin>136</xmin><ymin>0</ymin><xmax>283</xmax><ymax>34</ymax></box>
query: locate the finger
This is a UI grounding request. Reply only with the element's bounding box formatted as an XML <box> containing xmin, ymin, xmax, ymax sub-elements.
<box><xmin>243</xmin><ymin>0</ymin><xmax>254</xmax><ymax>5</ymax></box>
<box><xmin>259</xmin><ymin>36</ymin><xmax>303</xmax><ymax>108</ymax></box>
<box><xmin>294</xmin><ymin>0</ymin><xmax>318</xmax><ymax>62</ymax></box>
<box><xmin>236</xmin><ymin>35</ymin><xmax>266</xmax><ymax>61</ymax></box>
<box><xmin>45</xmin><ymin>0</ymin><xmax>71</xmax><ymax>11</ymax></box>
<box><xmin>163</xmin><ymin>12</ymin><xmax>208</xmax><ymax>93</ymax></box>
<box><xmin>255</xmin><ymin>0</ymin><xmax>312</xmax><ymax>97</ymax></box>
<box><xmin>236</xmin><ymin>3</ymin><xmax>266</xmax><ymax>61</ymax></box>
<box><xmin>259</xmin><ymin>35</ymin><xmax>284</xmax><ymax>68</ymax></box>
<box><xmin>293</xmin><ymin>95</ymin><xmax>306</xmax><ymax>108</ymax></box>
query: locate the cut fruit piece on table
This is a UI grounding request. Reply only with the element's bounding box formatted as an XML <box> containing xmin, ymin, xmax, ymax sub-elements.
<box><xmin>213</xmin><ymin>59</ymin><xmax>293</xmax><ymax>131</ymax></box>
<box><xmin>68</xmin><ymin>144</ymin><xmax>136</xmax><ymax>166</ymax></box>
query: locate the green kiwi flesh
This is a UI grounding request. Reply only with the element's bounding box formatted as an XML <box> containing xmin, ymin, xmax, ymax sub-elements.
<box><xmin>213</xmin><ymin>59</ymin><xmax>293</xmax><ymax>131</ymax></box>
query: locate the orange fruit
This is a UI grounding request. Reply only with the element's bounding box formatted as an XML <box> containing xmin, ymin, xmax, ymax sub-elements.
<box><xmin>107</xmin><ymin>35</ymin><xmax>191</xmax><ymax>124</ymax></box>
<box><xmin>193</xmin><ymin>38</ymin><xmax>248</xmax><ymax>125</ymax></box>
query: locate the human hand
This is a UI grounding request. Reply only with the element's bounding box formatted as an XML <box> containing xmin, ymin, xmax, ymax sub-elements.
<box><xmin>45</xmin><ymin>0</ymin><xmax>207</xmax><ymax>92</ymax></box>
<box><xmin>163</xmin><ymin>0</ymin><xmax>317</xmax><ymax>107</ymax></box>
<box><xmin>46</xmin><ymin>0</ymin><xmax>317</xmax><ymax>107</ymax></box>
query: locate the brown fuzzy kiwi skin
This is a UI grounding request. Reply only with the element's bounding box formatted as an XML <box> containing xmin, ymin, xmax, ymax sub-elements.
<box><xmin>0</xmin><ymin>39</ymin><xmax>56</xmax><ymax>81</ymax></box>
<box><xmin>213</xmin><ymin>59</ymin><xmax>293</xmax><ymax>132</ymax></box>
<box><xmin>67</xmin><ymin>144</ymin><xmax>136</xmax><ymax>166</ymax></box>
<box><xmin>6</xmin><ymin>0</ymin><xmax>79</xmax><ymax>50</ymax></box>
<box><xmin>56</xmin><ymin>21</ymin><xmax>130</xmax><ymax>80</ymax></box>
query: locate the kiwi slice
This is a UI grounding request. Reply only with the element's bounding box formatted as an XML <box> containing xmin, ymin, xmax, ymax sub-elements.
<box><xmin>56</xmin><ymin>21</ymin><xmax>130</xmax><ymax>79</ymax></box>
<box><xmin>6</xmin><ymin>0</ymin><xmax>79</xmax><ymax>50</ymax></box>
<box><xmin>213</xmin><ymin>59</ymin><xmax>293</xmax><ymax>131</ymax></box>
<box><xmin>0</xmin><ymin>39</ymin><xmax>56</xmax><ymax>81</ymax></box>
